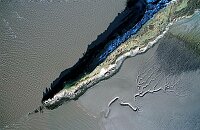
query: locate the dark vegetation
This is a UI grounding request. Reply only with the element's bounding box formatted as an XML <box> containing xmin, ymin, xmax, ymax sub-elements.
<box><xmin>42</xmin><ymin>0</ymin><xmax>147</xmax><ymax>102</ymax></box>
<box><xmin>174</xmin><ymin>0</ymin><xmax>200</xmax><ymax>18</ymax></box>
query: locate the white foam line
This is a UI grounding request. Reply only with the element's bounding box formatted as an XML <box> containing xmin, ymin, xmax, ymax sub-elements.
<box><xmin>104</xmin><ymin>97</ymin><xmax>119</xmax><ymax>118</ymax></box>
<box><xmin>108</xmin><ymin>97</ymin><xmax>119</xmax><ymax>107</ymax></box>
<box><xmin>43</xmin><ymin>21</ymin><xmax>173</xmax><ymax>106</ymax></box>
<box><xmin>119</xmin><ymin>101</ymin><xmax>139</xmax><ymax>111</ymax></box>
<box><xmin>104</xmin><ymin>108</ymin><xmax>111</xmax><ymax>118</ymax></box>
<box><xmin>105</xmin><ymin>97</ymin><xmax>139</xmax><ymax>118</ymax></box>
<box><xmin>43</xmin><ymin>7</ymin><xmax>200</xmax><ymax>107</ymax></box>
<box><xmin>135</xmin><ymin>87</ymin><xmax>162</xmax><ymax>98</ymax></box>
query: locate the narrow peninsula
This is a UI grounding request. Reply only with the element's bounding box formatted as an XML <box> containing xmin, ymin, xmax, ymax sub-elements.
<box><xmin>33</xmin><ymin>0</ymin><xmax>200</xmax><ymax>112</ymax></box>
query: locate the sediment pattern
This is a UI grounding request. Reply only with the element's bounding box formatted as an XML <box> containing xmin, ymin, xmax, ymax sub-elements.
<box><xmin>38</xmin><ymin>0</ymin><xmax>200</xmax><ymax>111</ymax></box>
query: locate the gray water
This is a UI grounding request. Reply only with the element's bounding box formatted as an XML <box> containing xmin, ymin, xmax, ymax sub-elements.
<box><xmin>0</xmin><ymin>0</ymin><xmax>126</xmax><ymax>129</ymax></box>
<box><xmin>78</xmin><ymin>14</ymin><xmax>200</xmax><ymax>130</ymax></box>
<box><xmin>1</xmin><ymin>0</ymin><xmax>200</xmax><ymax>130</ymax></box>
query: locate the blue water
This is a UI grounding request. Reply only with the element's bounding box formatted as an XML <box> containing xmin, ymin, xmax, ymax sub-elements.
<box><xmin>99</xmin><ymin>0</ymin><xmax>171</xmax><ymax>62</ymax></box>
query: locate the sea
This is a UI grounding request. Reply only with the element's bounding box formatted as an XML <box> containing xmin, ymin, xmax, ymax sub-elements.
<box><xmin>1</xmin><ymin>0</ymin><xmax>200</xmax><ymax>130</ymax></box>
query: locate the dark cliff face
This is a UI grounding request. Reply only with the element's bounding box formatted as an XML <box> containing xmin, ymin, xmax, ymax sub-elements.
<box><xmin>42</xmin><ymin>0</ymin><xmax>147</xmax><ymax>103</ymax></box>
<box><xmin>126</xmin><ymin>0</ymin><xmax>147</xmax><ymax>8</ymax></box>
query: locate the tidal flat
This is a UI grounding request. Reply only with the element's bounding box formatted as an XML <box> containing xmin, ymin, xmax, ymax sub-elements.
<box><xmin>79</xmin><ymin>13</ymin><xmax>200</xmax><ymax>130</ymax></box>
<box><xmin>42</xmin><ymin>0</ymin><xmax>200</xmax><ymax>111</ymax></box>
<box><xmin>1</xmin><ymin>0</ymin><xmax>200</xmax><ymax>130</ymax></box>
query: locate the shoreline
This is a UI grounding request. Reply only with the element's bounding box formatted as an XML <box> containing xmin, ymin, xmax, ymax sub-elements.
<box><xmin>41</xmin><ymin>0</ymin><xmax>200</xmax><ymax>110</ymax></box>
<box><xmin>43</xmin><ymin>18</ymin><xmax>174</xmax><ymax>108</ymax></box>
<box><xmin>41</xmin><ymin>0</ymin><xmax>148</xmax><ymax>102</ymax></box>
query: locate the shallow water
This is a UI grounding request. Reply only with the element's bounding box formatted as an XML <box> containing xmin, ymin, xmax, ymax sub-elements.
<box><xmin>0</xmin><ymin>0</ymin><xmax>126</xmax><ymax>129</ymax></box>
<box><xmin>78</xmin><ymin>14</ymin><xmax>200</xmax><ymax>130</ymax></box>
<box><xmin>79</xmin><ymin>37</ymin><xmax>200</xmax><ymax>130</ymax></box>
<box><xmin>1</xmin><ymin>0</ymin><xmax>200</xmax><ymax>130</ymax></box>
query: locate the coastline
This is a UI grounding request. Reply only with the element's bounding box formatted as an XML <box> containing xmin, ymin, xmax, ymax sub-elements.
<box><xmin>41</xmin><ymin>0</ymin><xmax>147</xmax><ymax>102</ymax></box>
<box><xmin>42</xmin><ymin>0</ymin><xmax>200</xmax><ymax>110</ymax></box>
<box><xmin>43</xmin><ymin>17</ymin><xmax>173</xmax><ymax>108</ymax></box>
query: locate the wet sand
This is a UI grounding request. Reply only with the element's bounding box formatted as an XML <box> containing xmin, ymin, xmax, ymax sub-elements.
<box><xmin>78</xmin><ymin>13</ymin><xmax>200</xmax><ymax>130</ymax></box>
<box><xmin>1</xmin><ymin>0</ymin><xmax>200</xmax><ymax>130</ymax></box>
